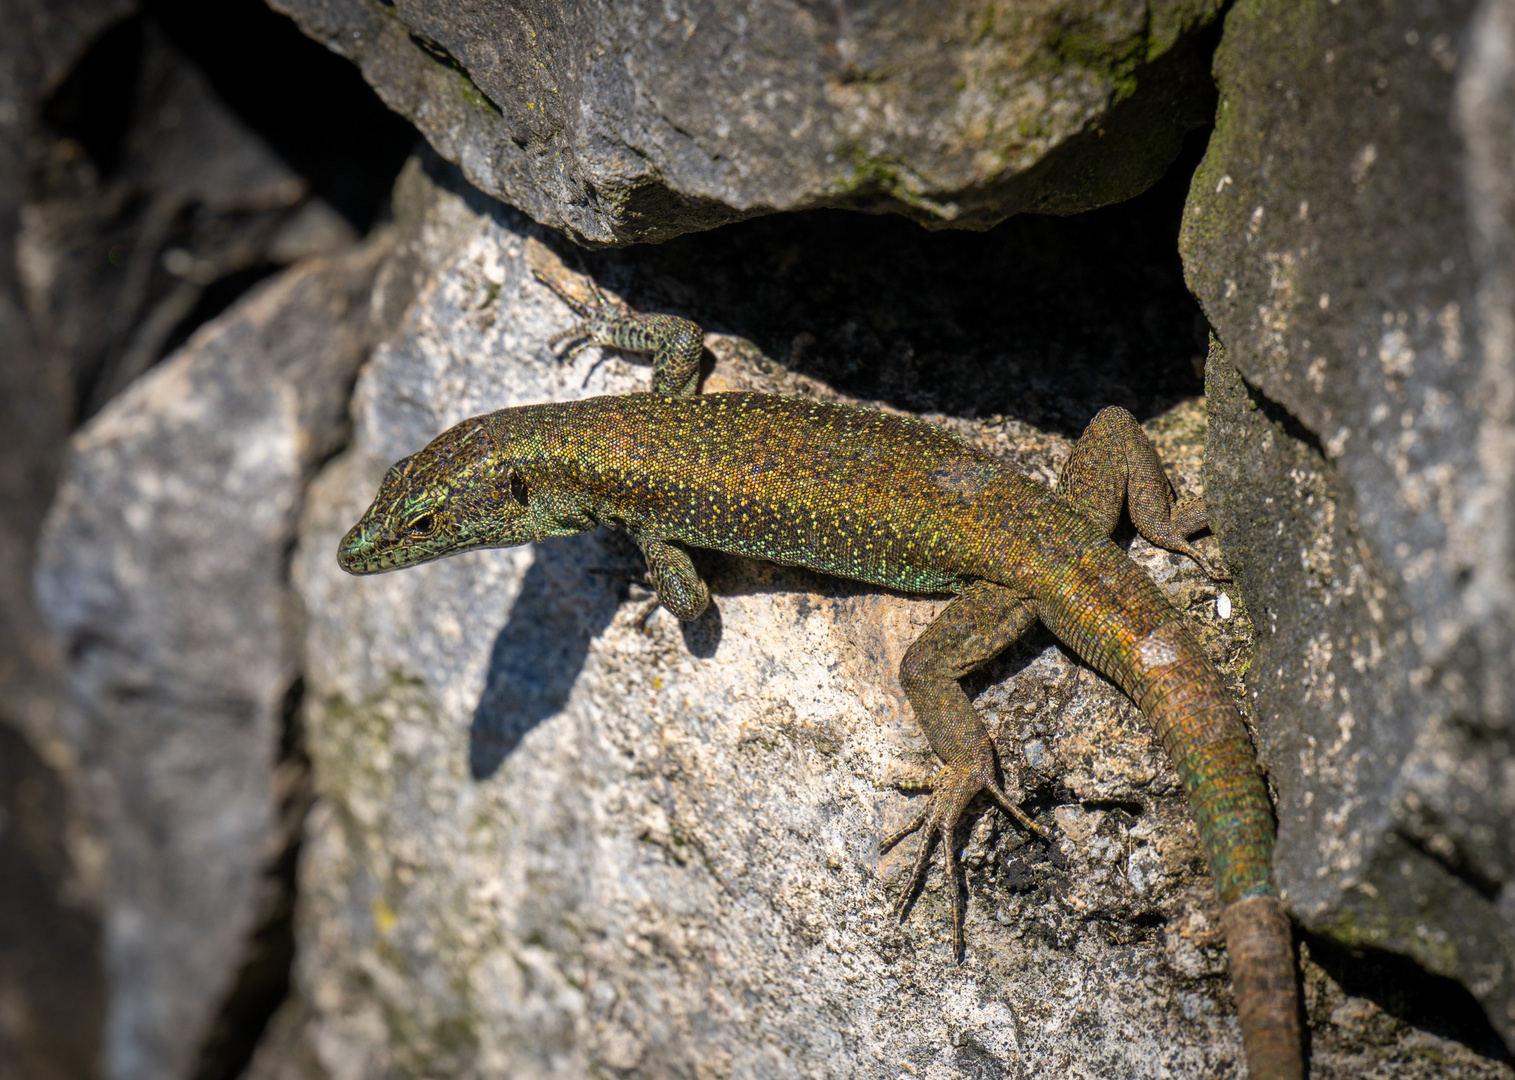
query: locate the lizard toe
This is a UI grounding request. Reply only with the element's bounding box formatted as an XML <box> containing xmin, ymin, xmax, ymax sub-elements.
<box><xmin>882</xmin><ymin>767</ymin><xmax>977</xmax><ymax>936</ymax></box>
<box><xmin>883</xmin><ymin>762</ymin><xmax>1047</xmax><ymax>957</ymax></box>
<box><xmin>889</xmin><ymin>813</ymin><xmax>938</xmax><ymax>924</ymax></box>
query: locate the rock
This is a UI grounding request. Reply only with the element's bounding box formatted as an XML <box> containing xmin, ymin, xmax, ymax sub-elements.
<box><xmin>275</xmin><ymin>151</ymin><xmax>1296</xmax><ymax>1079</ymax></box>
<box><xmin>0</xmin><ymin>0</ymin><xmax>135</xmax><ymax>770</ymax></box>
<box><xmin>0</xmin><ymin>0</ymin><xmax>136</xmax><ymax>117</ymax></box>
<box><xmin>1180</xmin><ymin>0</ymin><xmax>1515</xmax><ymax>1051</ymax></box>
<box><xmin>0</xmin><ymin>3</ymin><xmax>138</xmax><ymax>1077</ymax></box>
<box><xmin>5</xmin><ymin>5</ymin><xmax>424</xmax><ymax>1077</ymax></box>
<box><xmin>10</xmin><ymin>7</ymin><xmax>421</xmax><ymax>1074</ymax></box>
<box><xmin>0</xmin><ymin>722</ymin><xmax>106</xmax><ymax>1080</ymax></box>
<box><xmin>20</xmin><ymin>16</ymin><xmax>315</xmax><ymax>419</ymax></box>
<box><xmin>34</xmin><ymin>237</ymin><xmax>392</xmax><ymax>1080</ymax></box>
<box><xmin>271</xmin><ymin>0</ymin><xmax>1225</xmax><ymax>245</ymax></box>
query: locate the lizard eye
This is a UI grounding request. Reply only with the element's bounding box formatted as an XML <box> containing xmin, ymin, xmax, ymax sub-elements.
<box><xmin>407</xmin><ymin>512</ymin><xmax>437</xmax><ymax>537</ymax></box>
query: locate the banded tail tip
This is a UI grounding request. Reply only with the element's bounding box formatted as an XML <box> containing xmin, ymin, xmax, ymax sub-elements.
<box><xmin>1221</xmin><ymin>895</ymin><xmax>1304</xmax><ymax>1080</ymax></box>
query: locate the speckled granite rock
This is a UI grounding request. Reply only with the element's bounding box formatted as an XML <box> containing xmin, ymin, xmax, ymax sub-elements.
<box><xmin>263</xmin><ymin>155</ymin><xmax>1514</xmax><ymax>1080</ymax></box>
<box><xmin>34</xmin><ymin>237</ymin><xmax>391</xmax><ymax>1080</ymax></box>
<box><xmin>1180</xmin><ymin>0</ymin><xmax>1515</xmax><ymax>1050</ymax></box>
<box><xmin>270</xmin><ymin>0</ymin><xmax>1225</xmax><ymax>244</ymax></box>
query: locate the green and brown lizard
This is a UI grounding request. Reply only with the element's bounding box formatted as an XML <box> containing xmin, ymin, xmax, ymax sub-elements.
<box><xmin>338</xmin><ymin>275</ymin><xmax>1303</xmax><ymax>1080</ymax></box>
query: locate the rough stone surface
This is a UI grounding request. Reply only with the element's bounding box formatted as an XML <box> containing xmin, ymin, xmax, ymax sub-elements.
<box><xmin>34</xmin><ymin>238</ymin><xmax>392</xmax><ymax>1080</ymax></box>
<box><xmin>1180</xmin><ymin>0</ymin><xmax>1515</xmax><ymax>1050</ymax></box>
<box><xmin>271</xmin><ymin>0</ymin><xmax>1224</xmax><ymax>245</ymax></box>
<box><xmin>260</xmin><ymin>157</ymin><xmax>1513</xmax><ymax>1079</ymax></box>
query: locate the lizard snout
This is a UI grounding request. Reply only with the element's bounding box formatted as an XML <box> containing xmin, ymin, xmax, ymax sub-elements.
<box><xmin>336</xmin><ymin>520</ymin><xmax>383</xmax><ymax>574</ymax></box>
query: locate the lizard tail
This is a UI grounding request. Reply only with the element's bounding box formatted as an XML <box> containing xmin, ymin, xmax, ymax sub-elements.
<box><xmin>1112</xmin><ymin>616</ymin><xmax>1304</xmax><ymax>1080</ymax></box>
<box><xmin>1222</xmin><ymin>896</ymin><xmax>1304</xmax><ymax>1080</ymax></box>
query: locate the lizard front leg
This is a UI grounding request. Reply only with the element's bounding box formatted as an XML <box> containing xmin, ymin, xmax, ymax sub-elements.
<box><xmin>631</xmin><ymin>532</ymin><xmax>710</xmax><ymax>621</ymax></box>
<box><xmin>536</xmin><ymin>271</ymin><xmax>705</xmax><ymax>398</ymax></box>
<box><xmin>1059</xmin><ymin>406</ymin><xmax>1228</xmax><ymax>579</ymax></box>
<box><xmin>884</xmin><ymin>579</ymin><xmax>1050</xmax><ymax>958</ymax></box>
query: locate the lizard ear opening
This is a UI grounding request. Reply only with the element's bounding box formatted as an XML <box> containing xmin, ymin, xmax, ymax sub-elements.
<box><xmin>509</xmin><ymin>471</ymin><xmax>530</xmax><ymax>507</ymax></box>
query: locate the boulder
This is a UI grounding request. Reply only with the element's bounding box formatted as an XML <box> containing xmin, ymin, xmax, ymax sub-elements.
<box><xmin>7</xmin><ymin>5</ymin><xmax>424</xmax><ymax>1077</ymax></box>
<box><xmin>1180</xmin><ymin>0</ymin><xmax>1515</xmax><ymax>1049</ymax></box>
<box><xmin>35</xmin><ymin>238</ymin><xmax>391</xmax><ymax>1080</ymax></box>
<box><xmin>270</xmin><ymin>0</ymin><xmax>1226</xmax><ymax>244</ymax></box>
<box><xmin>0</xmin><ymin>3</ymin><xmax>137</xmax><ymax>1078</ymax></box>
<box><xmin>20</xmin><ymin>17</ymin><xmax>337</xmax><ymax>420</ymax></box>
<box><xmin>0</xmin><ymin>0</ymin><xmax>136</xmax><ymax>775</ymax></box>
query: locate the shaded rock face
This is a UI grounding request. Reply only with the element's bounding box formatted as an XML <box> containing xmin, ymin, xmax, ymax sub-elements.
<box><xmin>35</xmin><ymin>239</ymin><xmax>391</xmax><ymax>1080</ymax></box>
<box><xmin>0</xmin><ymin>722</ymin><xmax>107</xmax><ymax>1080</ymax></box>
<box><xmin>8</xmin><ymin>6</ymin><xmax>419</xmax><ymax>1078</ymax></box>
<box><xmin>0</xmin><ymin>5</ymin><xmax>141</xmax><ymax>1080</ymax></box>
<box><xmin>270</xmin><ymin>0</ymin><xmax>1224</xmax><ymax>244</ymax></box>
<box><xmin>0</xmin><ymin>0</ymin><xmax>135</xmax><ymax>784</ymax></box>
<box><xmin>24</xmin><ymin>15</ymin><xmax>342</xmax><ymax>423</ymax></box>
<box><xmin>1180</xmin><ymin>0</ymin><xmax>1515</xmax><ymax>1048</ymax></box>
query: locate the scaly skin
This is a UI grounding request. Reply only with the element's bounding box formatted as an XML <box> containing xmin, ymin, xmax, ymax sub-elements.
<box><xmin>338</xmin><ymin>282</ymin><xmax>1303</xmax><ymax>1079</ymax></box>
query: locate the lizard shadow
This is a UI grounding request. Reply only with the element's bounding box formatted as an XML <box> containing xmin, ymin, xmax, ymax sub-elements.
<box><xmin>468</xmin><ymin>531</ymin><xmax>724</xmax><ymax>779</ymax></box>
<box><xmin>469</xmin><ymin>532</ymin><xmax>630</xmax><ymax>780</ymax></box>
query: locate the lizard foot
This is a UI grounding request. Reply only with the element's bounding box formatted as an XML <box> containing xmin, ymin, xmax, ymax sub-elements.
<box><xmin>1163</xmin><ymin>536</ymin><xmax>1232</xmax><ymax>583</ymax></box>
<box><xmin>881</xmin><ymin>764</ymin><xmax>1049</xmax><ymax>958</ymax></box>
<box><xmin>535</xmin><ymin>269</ymin><xmax>633</xmax><ymax>360</ymax></box>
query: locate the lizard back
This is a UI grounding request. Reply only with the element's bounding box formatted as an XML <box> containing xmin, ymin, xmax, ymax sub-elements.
<box><xmin>512</xmin><ymin>391</ymin><xmax>1065</xmax><ymax>595</ymax></box>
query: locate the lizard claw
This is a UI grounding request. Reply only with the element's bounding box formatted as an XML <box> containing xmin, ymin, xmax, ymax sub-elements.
<box><xmin>534</xmin><ymin>266</ymin><xmax>609</xmax><ymax>319</ymax></box>
<box><xmin>1169</xmin><ymin>539</ymin><xmax>1232</xmax><ymax>583</ymax></box>
<box><xmin>536</xmin><ymin>268</ymin><xmax>632</xmax><ymax>360</ymax></box>
<box><xmin>881</xmin><ymin>765</ymin><xmax>1049</xmax><ymax>959</ymax></box>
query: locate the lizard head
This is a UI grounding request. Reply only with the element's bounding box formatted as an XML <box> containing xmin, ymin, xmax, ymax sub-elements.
<box><xmin>337</xmin><ymin>417</ymin><xmax>539</xmax><ymax>574</ymax></box>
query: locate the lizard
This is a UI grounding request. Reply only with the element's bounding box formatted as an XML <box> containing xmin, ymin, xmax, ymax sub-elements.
<box><xmin>337</xmin><ymin>272</ymin><xmax>1304</xmax><ymax>1080</ymax></box>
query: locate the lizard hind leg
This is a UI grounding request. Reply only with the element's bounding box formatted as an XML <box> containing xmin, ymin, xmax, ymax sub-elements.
<box><xmin>1059</xmin><ymin>405</ymin><xmax>1230</xmax><ymax>580</ymax></box>
<box><xmin>886</xmin><ymin>582</ymin><xmax>1048</xmax><ymax>958</ymax></box>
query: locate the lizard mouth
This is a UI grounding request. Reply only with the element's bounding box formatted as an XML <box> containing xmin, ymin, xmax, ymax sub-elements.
<box><xmin>338</xmin><ymin>520</ymin><xmax>452</xmax><ymax>574</ymax></box>
<box><xmin>337</xmin><ymin>523</ymin><xmax>390</xmax><ymax>574</ymax></box>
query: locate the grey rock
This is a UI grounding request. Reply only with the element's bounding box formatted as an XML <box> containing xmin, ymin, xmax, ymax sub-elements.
<box><xmin>0</xmin><ymin>722</ymin><xmax>106</xmax><ymax>1080</ymax></box>
<box><xmin>35</xmin><ymin>238</ymin><xmax>392</xmax><ymax>1080</ymax></box>
<box><xmin>17</xmin><ymin>17</ymin><xmax>339</xmax><ymax>421</ymax></box>
<box><xmin>271</xmin><ymin>0</ymin><xmax>1224</xmax><ymax>245</ymax></box>
<box><xmin>0</xmin><ymin>0</ymin><xmax>135</xmax><ymax>757</ymax></box>
<box><xmin>273</xmin><ymin>157</ymin><xmax>1511</xmax><ymax>1079</ymax></box>
<box><xmin>1180</xmin><ymin>0</ymin><xmax>1515</xmax><ymax>1049</ymax></box>
<box><xmin>0</xmin><ymin>0</ymin><xmax>136</xmax><ymax>109</ymax></box>
<box><xmin>287</xmin><ymin>178</ymin><xmax>1234</xmax><ymax>1079</ymax></box>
